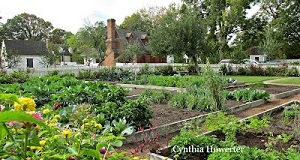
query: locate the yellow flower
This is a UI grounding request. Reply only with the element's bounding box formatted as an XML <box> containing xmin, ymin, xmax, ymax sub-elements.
<box><xmin>39</xmin><ymin>140</ymin><xmax>46</xmax><ymax>147</ymax></box>
<box><xmin>133</xmin><ymin>157</ymin><xmax>140</xmax><ymax>160</ymax></box>
<box><xmin>42</xmin><ymin>109</ymin><xmax>50</xmax><ymax>114</ymax></box>
<box><xmin>29</xmin><ymin>146</ymin><xmax>43</xmax><ymax>150</ymax></box>
<box><xmin>173</xmin><ymin>154</ymin><xmax>180</xmax><ymax>159</ymax></box>
<box><xmin>81</xmin><ymin>124</ymin><xmax>85</xmax><ymax>130</ymax></box>
<box><xmin>50</xmin><ymin>118</ymin><xmax>58</xmax><ymax>123</ymax></box>
<box><xmin>27</xmin><ymin>111</ymin><xmax>35</xmax><ymax>115</ymax></box>
<box><xmin>14</xmin><ymin>98</ymin><xmax>36</xmax><ymax>111</ymax></box>
<box><xmin>62</xmin><ymin>129</ymin><xmax>72</xmax><ymax>138</ymax></box>
<box><xmin>54</xmin><ymin>115</ymin><xmax>60</xmax><ymax>119</ymax></box>
<box><xmin>26</xmin><ymin>157</ymin><xmax>31</xmax><ymax>160</ymax></box>
<box><xmin>94</xmin><ymin>123</ymin><xmax>102</xmax><ymax>129</ymax></box>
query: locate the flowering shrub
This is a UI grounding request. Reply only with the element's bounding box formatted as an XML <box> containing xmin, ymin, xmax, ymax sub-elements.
<box><xmin>0</xmin><ymin>93</ymin><xmax>143</xmax><ymax>160</ymax></box>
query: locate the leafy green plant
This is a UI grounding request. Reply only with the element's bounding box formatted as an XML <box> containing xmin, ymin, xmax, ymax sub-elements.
<box><xmin>205</xmin><ymin>112</ymin><xmax>240</xmax><ymax>143</ymax></box>
<box><xmin>282</xmin><ymin>104</ymin><xmax>300</xmax><ymax>123</ymax></box>
<box><xmin>277</xmin><ymin>133</ymin><xmax>293</xmax><ymax>143</ymax></box>
<box><xmin>207</xmin><ymin>146</ymin><xmax>282</xmax><ymax>160</ymax></box>
<box><xmin>140</xmin><ymin>89</ymin><xmax>173</xmax><ymax>104</ymax></box>
<box><xmin>228</xmin><ymin>88</ymin><xmax>270</xmax><ymax>102</ymax></box>
<box><xmin>265</xmin><ymin>132</ymin><xmax>293</xmax><ymax>149</ymax></box>
<box><xmin>168</xmin><ymin>93</ymin><xmax>187</xmax><ymax>109</ymax></box>
<box><xmin>202</xmin><ymin>59</ymin><xmax>227</xmax><ymax>111</ymax></box>
<box><xmin>169</xmin><ymin>128</ymin><xmax>219</xmax><ymax>159</ymax></box>
<box><xmin>103</xmin><ymin>118</ymin><xmax>134</xmax><ymax>136</ymax></box>
<box><xmin>240</xmin><ymin>116</ymin><xmax>270</xmax><ymax>134</ymax></box>
<box><xmin>282</xmin><ymin>103</ymin><xmax>300</xmax><ymax>139</ymax></box>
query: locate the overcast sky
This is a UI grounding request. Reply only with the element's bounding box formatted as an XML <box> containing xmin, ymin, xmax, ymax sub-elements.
<box><xmin>0</xmin><ymin>0</ymin><xmax>182</xmax><ymax>33</ymax></box>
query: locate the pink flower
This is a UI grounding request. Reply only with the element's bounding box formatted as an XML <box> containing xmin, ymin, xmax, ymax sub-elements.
<box><xmin>8</xmin><ymin>121</ymin><xmax>18</xmax><ymax>126</ymax></box>
<box><xmin>32</xmin><ymin>113</ymin><xmax>44</xmax><ymax>121</ymax></box>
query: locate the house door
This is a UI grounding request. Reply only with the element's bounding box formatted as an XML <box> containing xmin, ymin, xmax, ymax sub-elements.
<box><xmin>27</xmin><ymin>58</ymin><xmax>33</xmax><ymax>68</ymax></box>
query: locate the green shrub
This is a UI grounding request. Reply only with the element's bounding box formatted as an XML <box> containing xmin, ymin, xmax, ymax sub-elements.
<box><xmin>154</xmin><ymin>65</ymin><xmax>176</xmax><ymax>76</ymax></box>
<box><xmin>47</xmin><ymin>69</ymin><xmax>59</xmax><ymax>76</ymax></box>
<box><xmin>0</xmin><ymin>70</ymin><xmax>29</xmax><ymax>84</ymax></box>
<box><xmin>140</xmin><ymin>89</ymin><xmax>173</xmax><ymax>104</ymax></box>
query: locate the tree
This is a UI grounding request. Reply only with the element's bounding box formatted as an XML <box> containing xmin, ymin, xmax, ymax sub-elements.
<box><xmin>40</xmin><ymin>43</ymin><xmax>61</xmax><ymax>67</ymax></box>
<box><xmin>120</xmin><ymin>5</ymin><xmax>168</xmax><ymax>33</ymax></box>
<box><xmin>66</xmin><ymin>20</ymin><xmax>106</xmax><ymax>66</ymax></box>
<box><xmin>119</xmin><ymin>13</ymin><xmax>146</xmax><ymax>32</ymax></box>
<box><xmin>49</xmin><ymin>28</ymin><xmax>73</xmax><ymax>44</ymax></box>
<box><xmin>81</xmin><ymin>48</ymin><xmax>98</xmax><ymax>66</ymax></box>
<box><xmin>259</xmin><ymin>25</ymin><xmax>282</xmax><ymax>60</ymax></box>
<box><xmin>117</xmin><ymin>43</ymin><xmax>145</xmax><ymax>64</ymax></box>
<box><xmin>257</xmin><ymin>0</ymin><xmax>300</xmax><ymax>58</ymax></box>
<box><xmin>232</xmin><ymin>17</ymin><xmax>267</xmax><ymax>51</ymax></box>
<box><xmin>183</xmin><ymin>0</ymin><xmax>255</xmax><ymax>60</ymax></box>
<box><xmin>150</xmin><ymin>5</ymin><xmax>207</xmax><ymax>75</ymax></box>
<box><xmin>4</xmin><ymin>49</ymin><xmax>22</xmax><ymax>68</ymax></box>
<box><xmin>0</xmin><ymin>13</ymin><xmax>53</xmax><ymax>41</ymax></box>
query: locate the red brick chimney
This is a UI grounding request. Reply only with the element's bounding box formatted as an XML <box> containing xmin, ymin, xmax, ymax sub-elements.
<box><xmin>103</xmin><ymin>19</ymin><xmax>116</xmax><ymax>66</ymax></box>
<box><xmin>107</xmin><ymin>19</ymin><xmax>115</xmax><ymax>40</ymax></box>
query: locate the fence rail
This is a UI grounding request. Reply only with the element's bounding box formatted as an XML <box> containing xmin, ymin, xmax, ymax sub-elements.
<box><xmin>4</xmin><ymin>63</ymin><xmax>300</xmax><ymax>77</ymax></box>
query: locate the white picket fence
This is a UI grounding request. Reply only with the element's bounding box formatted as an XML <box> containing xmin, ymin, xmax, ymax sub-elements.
<box><xmin>4</xmin><ymin>63</ymin><xmax>300</xmax><ymax>77</ymax></box>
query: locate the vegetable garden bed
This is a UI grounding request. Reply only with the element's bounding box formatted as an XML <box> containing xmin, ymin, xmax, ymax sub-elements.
<box><xmin>150</xmin><ymin>101</ymin><xmax>300</xmax><ymax>160</ymax></box>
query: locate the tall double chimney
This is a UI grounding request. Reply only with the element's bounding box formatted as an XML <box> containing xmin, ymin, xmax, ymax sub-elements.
<box><xmin>103</xmin><ymin>19</ymin><xmax>116</xmax><ymax>66</ymax></box>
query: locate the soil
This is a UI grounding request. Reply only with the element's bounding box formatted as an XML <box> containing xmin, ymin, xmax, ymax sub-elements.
<box><xmin>258</xmin><ymin>84</ymin><xmax>299</xmax><ymax>94</ymax></box>
<box><xmin>126</xmin><ymin>87</ymin><xmax>146</xmax><ymax>96</ymax></box>
<box><xmin>236</xmin><ymin>109</ymin><xmax>300</xmax><ymax>151</ymax></box>
<box><xmin>149</xmin><ymin>100</ymin><xmax>243</xmax><ymax>127</ymax></box>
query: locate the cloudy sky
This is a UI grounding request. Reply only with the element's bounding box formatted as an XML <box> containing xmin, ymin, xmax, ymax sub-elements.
<box><xmin>0</xmin><ymin>0</ymin><xmax>182</xmax><ymax>33</ymax></box>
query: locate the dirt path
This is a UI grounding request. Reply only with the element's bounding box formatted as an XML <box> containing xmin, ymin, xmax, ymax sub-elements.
<box><xmin>119</xmin><ymin>93</ymin><xmax>300</xmax><ymax>159</ymax></box>
<box><xmin>233</xmin><ymin>94</ymin><xmax>300</xmax><ymax>119</ymax></box>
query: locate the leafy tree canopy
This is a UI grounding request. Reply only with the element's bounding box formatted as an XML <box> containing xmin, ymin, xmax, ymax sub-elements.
<box><xmin>120</xmin><ymin>5</ymin><xmax>168</xmax><ymax>33</ymax></box>
<box><xmin>150</xmin><ymin>4</ymin><xmax>207</xmax><ymax>74</ymax></box>
<box><xmin>66</xmin><ymin>19</ymin><xmax>106</xmax><ymax>65</ymax></box>
<box><xmin>0</xmin><ymin>13</ymin><xmax>53</xmax><ymax>41</ymax></box>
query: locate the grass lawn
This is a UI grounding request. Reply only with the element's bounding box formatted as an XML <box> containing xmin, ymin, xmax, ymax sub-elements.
<box><xmin>272</xmin><ymin>77</ymin><xmax>300</xmax><ymax>85</ymax></box>
<box><xmin>141</xmin><ymin>75</ymin><xmax>285</xmax><ymax>87</ymax></box>
<box><xmin>224</xmin><ymin>76</ymin><xmax>284</xmax><ymax>83</ymax></box>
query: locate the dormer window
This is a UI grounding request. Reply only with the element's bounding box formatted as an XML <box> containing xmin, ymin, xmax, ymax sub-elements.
<box><xmin>141</xmin><ymin>34</ymin><xmax>148</xmax><ymax>46</ymax></box>
<box><xmin>141</xmin><ymin>34</ymin><xmax>147</xmax><ymax>40</ymax></box>
<box><xmin>126</xmin><ymin>32</ymin><xmax>133</xmax><ymax>42</ymax></box>
<box><xmin>126</xmin><ymin>32</ymin><xmax>132</xmax><ymax>38</ymax></box>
